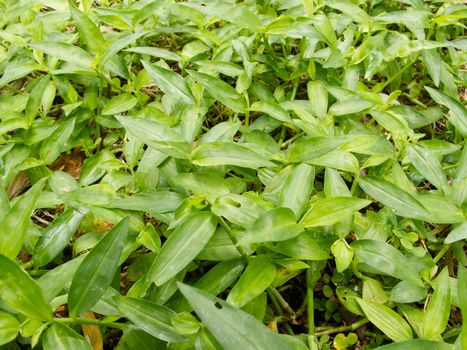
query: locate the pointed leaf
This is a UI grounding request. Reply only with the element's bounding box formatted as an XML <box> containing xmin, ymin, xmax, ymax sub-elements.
<box><xmin>352</xmin><ymin>239</ymin><xmax>423</xmax><ymax>287</ymax></box>
<box><xmin>29</xmin><ymin>42</ymin><xmax>94</xmax><ymax>69</ymax></box>
<box><xmin>423</xmin><ymin>268</ymin><xmax>451</xmax><ymax>339</ymax></box>
<box><xmin>300</xmin><ymin>197</ymin><xmax>371</xmax><ymax>228</ymax></box>
<box><xmin>146</xmin><ymin>212</ymin><xmax>217</xmax><ymax>286</ymax></box>
<box><xmin>191</xmin><ymin>142</ymin><xmax>275</xmax><ymax>169</ymax></box>
<box><xmin>0</xmin><ymin>311</ymin><xmax>20</xmax><ymax>346</ymax></box>
<box><xmin>0</xmin><ymin>179</ymin><xmax>45</xmax><ymax>259</ymax></box>
<box><xmin>279</xmin><ymin>163</ymin><xmax>315</xmax><ymax>218</ymax></box>
<box><xmin>239</xmin><ymin>208</ymin><xmax>303</xmax><ymax>244</ymax></box>
<box><xmin>70</xmin><ymin>5</ymin><xmax>105</xmax><ymax>54</ymax></box>
<box><xmin>0</xmin><ymin>254</ymin><xmax>52</xmax><ymax>321</ymax></box>
<box><xmin>357</xmin><ymin>298</ymin><xmax>413</xmax><ymax>342</ymax></box>
<box><xmin>68</xmin><ymin>217</ymin><xmax>129</xmax><ymax>316</ymax></box>
<box><xmin>407</xmin><ymin>144</ymin><xmax>447</xmax><ymax>190</ymax></box>
<box><xmin>288</xmin><ymin>137</ymin><xmax>347</xmax><ymax>163</ymax></box>
<box><xmin>227</xmin><ymin>256</ymin><xmax>276</xmax><ymax>308</ymax></box>
<box><xmin>34</xmin><ymin>208</ymin><xmax>87</xmax><ymax>267</ymax></box>
<box><xmin>42</xmin><ymin>323</ymin><xmax>92</xmax><ymax>350</ymax></box>
<box><xmin>142</xmin><ymin>60</ymin><xmax>194</xmax><ymax>104</ymax></box>
<box><xmin>114</xmin><ymin>296</ymin><xmax>188</xmax><ymax>343</ymax></box>
<box><xmin>116</xmin><ymin>115</ymin><xmax>191</xmax><ymax>158</ymax></box>
<box><xmin>178</xmin><ymin>283</ymin><xmax>295</xmax><ymax>350</ymax></box>
<box><xmin>425</xmin><ymin>86</ymin><xmax>467</xmax><ymax>135</ymax></box>
<box><xmin>359</xmin><ymin>176</ymin><xmax>430</xmax><ymax>220</ymax></box>
<box><xmin>102</xmin><ymin>93</ymin><xmax>138</xmax><ymax>115</ymax></box>
<box><xmin>189</xmin><ymin>70</ymin><xmax>246</xmax><ymax>113</ymax></box>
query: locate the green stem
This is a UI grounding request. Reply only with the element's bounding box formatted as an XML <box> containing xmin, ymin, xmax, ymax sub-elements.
<box><xmin>269</xmin><ymin>288</ymin><xmax>295</xmax><ymax>316</ymax></box>
<box><xmin>267</xmin><ymin>289</ymin><xmax>295</xmax><ymax>335</ymax></box>
<box><xmin>315</xmin><ymin>318</ymin><xmax>369</xmax><ymax>336</ymax></box>
<box><xmin>55</xmin><ymin>317</ymin><xmax>127</xmax><ymax>330</ymax></box>
<box><xmin>218</xmin><ymin>217</ymin><xmax>248</xmax><ymax>261</ymax></box>
<box><xmin>373</xmin><ymin>57</ymin><xmax>417</xmax><ymax>93</ymax></box>
<box><xmin>433</xmin><ymin>244</ymin><xmax>450</xmax><ymax>264</ymax></box>
<box><xmin>307</xmin><ymin>288</ymin><xmax>314</xmax><ymax>336</ymax></box>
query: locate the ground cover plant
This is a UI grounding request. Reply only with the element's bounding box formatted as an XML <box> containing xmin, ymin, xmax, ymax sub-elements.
<box><xmin>0</xmin><ymin>0</ymin><xmax>465</xmax><ymax>349</ymax></box>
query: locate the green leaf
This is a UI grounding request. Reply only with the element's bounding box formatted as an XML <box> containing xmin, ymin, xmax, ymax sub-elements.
<box><xmin>329</xmin><ymin>97</ymin><xmax>375</xmax><ymax>116</ymax></box>
<box><xmin>359</xmin><ymin>176</ymin><xmax>430</xmax><ymax>220</ymax></box>
<box><xmin>29</xmin><ymin>42</ymin><xmax>94</xmax><ymax>69</ymax></box>
<box><xmin>300</xmin><ymin>197</ymin><xmax>371</xmax><ymax>228</ymax></box>
<box><xmin>146</xmin><ymin>212</ymin><xmax>217</xmax><ymax>286</ymax></box>
<box><xmin>331</xmin><ymin>238</ymin><xmax>354</xmax><ymax>272</ymax></box>
<box><xmin>25</xmin><ymin>75</ymin><xmax>51</xmax><ymax>124</ymax></box>
<box><xmin>102</xmin><ymin>93</ymin><xmax>138</xmax><ymax>115</ymax></box>
<box><xmin>70</xmin><ymin>4</ymin><xmax>105</xmax><ymax>54</ymax></box>
<box><xmin>239</xmin><ymin>208</ymin><xmax>303</xmax><ymax>244</ymax></box>
<box><xmin>375</xmin><ymin>340</ymin><xmax>454</xmax><ymax>350</ymax></box>
<box><xmin>188</xmin><ymin>70</ymin><xmax>246</xmax><ymax>113</ymax></box>
<box><xmin>227</xmin><ymin>255</ymin><xmax>276</xmax><ymax>308</ymax></box>
<box><xmin>142</xmin><ymin>60</ymin><xmax>195</xmax><ymax>105</ymax></box>
<box><xmin>191</xmin><ymin>142</ymin><xmax>275</xmax><ymax>169</ymax></box>
<box><xmin>0</xmin><ymin>254</ymin><xmax>52</xmax><ymax>321</ymax></box>
<box><xmin>40</xmin><ymin>118</ymin><xmax>76</xmax><ymax>164</ymax></box>
<box><xmin>68</xmin><ymin>217</ymin><xmax>129</xmax><ymax>317</ymax></box>
<box><xmin>0</xmin><ymin>311</ymin><xmax>20</xmax><ymax>346</ymax></box>
<box><xmin>42</xmin><ymin>323</ymin><xmax>92</xmax><ymax>350</ymax></box>
<box><xmin>390</xmin><ymin>280</ymin><xmax>427</xmax><ymax>303</ymax></box>
<box><xmin>421</xmin><ymin>49</ymin><xmax>441</xmax><ymax>87</ymax></box>
<box><xmin>407</xmin><ymin>144</ymin><xmax>447</xmax><ymax>190</ymax></box>
<box><xmin>357</xmin><ymin>298</ymin><xmax>413</xmax><ymax>342</ymax></box>
<box><xmin>445</xmin><ymin>222</ymin><xmax>467</xmax><ymax>244</ymax></box>
<box><xmin>288</xmin><ymin>137</ymin><xmax>347</xmax><ymax>163</ymax></box>
<box><xmin>0</xmin><ymin>179</ymin><xmax>45</xmax><ymax>259</ymax></box>
<box><xmin>34</xmin><ymin>208</ymin><xmax>87</xmax><ymax>267</ymax></box>
<box><xmin>114</xmin><ymin>296</ymin><xmax>188</xmax><ymax>343</ymax></box>
<box><xmin>425</xmin><ymin>86</ymin><xmax>467</xmax><ymax>135</ymax></box>
<box><xmin>459</xmin><ymin>265</ymin><xmax>467</xmax><ymax>350</ymax></box>
<box><xmin>415</xmin><ymin>194</ymin><xmax>465</xmax><ymax>224</ymax></box>
<box><xmin>271</xmin><ymin>232</ymin><xmax>329</xmax><ymax>260</ymax></box>
<box><xmin>250</xmin><ymin>101</ymin><xmax>291</xmax><ymax>123</ymax></box>
<box><xmin>352</xmin><ymin>239</ymin><xmax>423</xmax><ymax>287</ymax></box>
<box><xmin>116</xmin><ymin>115</ymin><xmax>191</xmax><ymax>158</ymax></box>
<box><xmin>279</xmin><ymin>163</ymin><xmax>315</xmax><ymax>219</ymax></box>
<box><xmin>422</xmin><ymin>268</ymin><xmax>451</xmax><ymax>339</ymax></box>
<box><xmin>110</xmin><ymin>190</ymin><xmax>184</xmax><ymax>215</ymax></box>
<box><xmin>307</xmin><ymin>80</ymin><xmax>328</xmax><ymax>119</ymax></box>
<box><xmin>124</xmin><ymin>47</ymin><xmax>181</xmax><ymax>61</ymax></box>
<box><xmin>178</xmin><ymin>283</ymin><xmax>295</xmax><ymax>350</ymax></box>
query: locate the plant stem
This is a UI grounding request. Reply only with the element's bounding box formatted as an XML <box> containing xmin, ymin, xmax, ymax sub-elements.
<box><xmin>55</xmin><ymin>317</ymin><xmax>127</xmax><ymax>330</ymax></box>
<box><xmin>315</xmin><ymin>318</ymin><xmax>369</xmax><ymax>336</ymax></box>
<box><xmin>433</xmin><ymin>244</ymin><xmax>451</xmax><ymax>264</ymax></box>
<box><xmin>267</xmin><ymin>289</ymin><xmax>295</xmax><ymax>335</ymax></box>
<box><xmin>268</xmin><ymin>288</ymin><xmax>295</xmax><ymax>316</ymax></box>
<box><xmin>217</xmin><ymin>216</ymin><xmax>248</xmax><ymax>261</ymax></box>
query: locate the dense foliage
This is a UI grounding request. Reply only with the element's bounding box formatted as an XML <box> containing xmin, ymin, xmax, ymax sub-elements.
<box><xmin>0</xmin><ymin>0</ymin><xmax>466</xmax><ymax>349</ymax></box>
